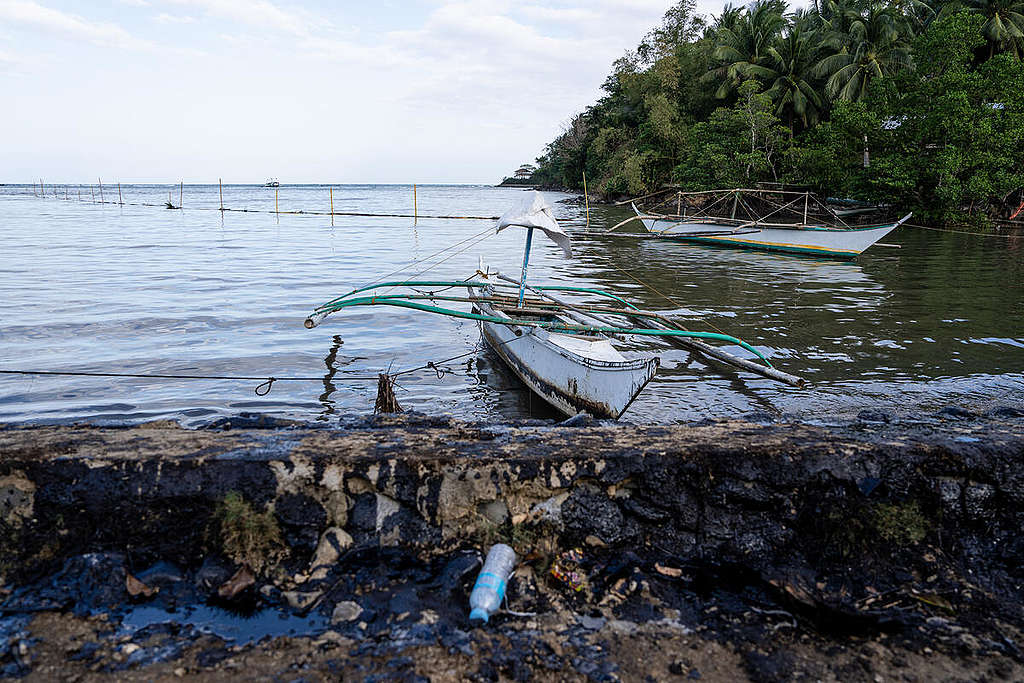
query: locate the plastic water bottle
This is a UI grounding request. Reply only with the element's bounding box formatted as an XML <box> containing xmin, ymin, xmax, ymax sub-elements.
<box><xmin>469</xmin><ymin>543</ymin><xmax>517</xmax><ymax>623</ymax></box>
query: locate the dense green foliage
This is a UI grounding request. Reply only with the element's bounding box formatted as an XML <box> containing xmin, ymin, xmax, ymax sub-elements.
<box><xmin>531</xmin><ymin>1</ymin><xmax>1024</xmax><ymax>222</ymax></box>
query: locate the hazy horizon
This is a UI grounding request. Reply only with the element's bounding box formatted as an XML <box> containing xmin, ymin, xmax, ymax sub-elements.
<box><xmin>3</xmin><ymin>0</ymin><xmax>744</xmax><ymax>185</ymax></box>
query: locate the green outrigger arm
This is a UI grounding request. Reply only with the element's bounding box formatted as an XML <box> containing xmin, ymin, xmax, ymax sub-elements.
<box><xmin>306</xmin><ymin>280</ymin><xmax>774</xmax><ymax>369</ymax></box>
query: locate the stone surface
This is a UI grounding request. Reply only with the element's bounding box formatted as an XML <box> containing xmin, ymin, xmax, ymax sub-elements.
<box><xmin>308</xmin><ymin>527</ymin><xmax>353</xmax><ymax>580</ymax></box>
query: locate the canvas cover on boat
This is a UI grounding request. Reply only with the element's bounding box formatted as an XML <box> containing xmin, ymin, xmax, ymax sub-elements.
<box><xmin>496</xmin><ymin>191</ymin><xmax>572</xmax><ymax>258</ymax></box>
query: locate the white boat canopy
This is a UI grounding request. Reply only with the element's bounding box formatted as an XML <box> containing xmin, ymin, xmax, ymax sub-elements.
<box><xmin>496</xmin><ymin>191</ymin><xmax>572</xmax><ymax>258</ymax></box>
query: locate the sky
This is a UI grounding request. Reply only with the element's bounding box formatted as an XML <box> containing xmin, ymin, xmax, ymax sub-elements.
<box><xmin>2</xmin><ymin>0</ymin><xmax>742</xmax><ymax>184</ymax></box>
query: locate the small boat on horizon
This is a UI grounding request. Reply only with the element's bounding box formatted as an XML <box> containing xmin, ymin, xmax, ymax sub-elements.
<box><xmin>629</xmin><ymin>188</ymin><xmax>910</xmax><ymax>259</ymax></box>
<box><xmin>305</xmin><ymin>192</ymin><xmax>801</xmax><ymax>419</ymax></box>
<box><xmin>264</xmin><ymin>178</ymin><xmax>280</xmax><ymax>187</ymax></box>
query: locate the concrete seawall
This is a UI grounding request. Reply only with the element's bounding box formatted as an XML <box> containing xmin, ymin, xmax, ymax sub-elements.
<box><xmin>1</xmin><ymin>411</ymin><xmax>1023</xmax><ymax>680</ymax></box>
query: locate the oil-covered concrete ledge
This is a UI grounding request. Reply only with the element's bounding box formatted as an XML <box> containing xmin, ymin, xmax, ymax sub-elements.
<box><xmin>1</xmin><ymin>411</ymin><xmax>1024</xmax><ymax>681</ymax></box>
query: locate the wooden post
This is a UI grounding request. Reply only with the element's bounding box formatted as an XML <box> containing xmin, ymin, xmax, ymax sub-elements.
<box><xmin>582</xmin><ymin>171</ymin><xmax>590</xmax><ymax>228</ymax></box>
<box><xmin>329</xmin><ymin>186</ymin><xmax>334</xmax><ymax>226</ymax></box>
<box><xmin>65</xmin><ymin>185</ymin><xmax>68</xmax><ymax>200</ymax></box>
<box><xmin>117</xmin><ymin>182</ymin><xmax>123</xmax><ymax>205</ymax></box>
<box><xmin>78</xmin><ymin>188</ymin><xmax>81</xmax><ymax>201</ymax></box>
<box><xmin>275</xmin><ymin>186</ymin><xmax>279</xmax><ymax>215</ymax></box>
<box><xmin>99</xmin><ymin>178</ymin><xmax>104</xmax><ymax>203</ymax></box>
<box><xmin>179</xmin><ymin>181</ymin><xmax>183</xmax><ymax>209</ymax></box>
<box><xmin>40</xmin><ymin>179</ymin><xmax>44</xmax><ymax>196</ymax></box>
<box><xmin>91</xmin><ymin>186</ymin><xmax>95</xmax><ymax>203</ymax></box>
<box><xmin>413</xmin><ymin>183</ymin><xmax>418</xmax><ymax>223</ymax></box>
<box><xmin>219</xmin><ymin>178</ymin><xmax>223</xmax><ymax>211</ymax></box>
<box><xmin>802</xmin><ymin>192</ymin><xmax>809</xmax><ymax>225</ymax></box>
<box><xmin>676</xmin><ymin>191</ymin><xmax>681</xmax><ymax>217</ymax></box>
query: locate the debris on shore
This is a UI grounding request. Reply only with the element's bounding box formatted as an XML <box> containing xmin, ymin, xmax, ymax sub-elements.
<box><xmin>1</xmin><ymin>409</ymin><xmax>1022</xmax><ymax>680</ymax></box>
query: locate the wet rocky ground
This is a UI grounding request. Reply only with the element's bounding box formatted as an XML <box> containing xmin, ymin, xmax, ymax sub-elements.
<box><xmin>1</xmin><ymin>408</ymin><xmax>1023</xmax><ymax>681</ymax></box>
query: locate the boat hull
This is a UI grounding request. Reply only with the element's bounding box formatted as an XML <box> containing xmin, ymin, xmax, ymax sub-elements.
<box><xmin>634</xmin><ymin>207</ymin><xmax>904</xmax><ymax>258</ymax></box>
<box><xmin>470</xmin><ymin>289</ymin><xmax>658</xmax><ymax>419</ymax></box>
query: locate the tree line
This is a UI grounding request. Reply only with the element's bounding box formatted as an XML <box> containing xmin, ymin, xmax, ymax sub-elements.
<box><xmin>531</xmin><ymin>0</ymin><xmax>1024</xmax><ymax>223</ymax></box>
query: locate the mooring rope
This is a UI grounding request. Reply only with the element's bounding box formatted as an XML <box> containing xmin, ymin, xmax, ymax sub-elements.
<box><xmin>904</xmin><ymin>222</ymin><xmax>1023</xmax><ymax>238</ymax></box>
<box><xmin>0</xmin><ymin>348</ymin><xmax>481</xmax><ymax>396</ymax></box>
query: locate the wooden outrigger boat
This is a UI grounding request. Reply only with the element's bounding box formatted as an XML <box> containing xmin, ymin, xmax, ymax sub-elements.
<box><xmin>627</xmin><ymin>188</ymin><xmax>911</xmax><ymax>259</ymax></box>
<box><xmin>305</xmin><ymin>192</ymin><xmax>802</xmax><ymax>419</ymax></box>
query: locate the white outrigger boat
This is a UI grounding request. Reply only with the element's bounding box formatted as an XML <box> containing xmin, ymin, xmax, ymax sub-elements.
<box><xmin>305</xmin><ymin>192</ymin><xmax>802</xmax><ymax>419</ymax></box>
<box><xmin>629</xmin><ymin>188</ymin><xmax>911</xmax><ymax>259</ymax></box>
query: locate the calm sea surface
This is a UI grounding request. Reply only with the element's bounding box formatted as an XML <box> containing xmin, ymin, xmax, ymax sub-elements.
<box><xmin>1</xmin><ymin>183</ymin><xmax>1021</xmax><ymax>425</ymax></box>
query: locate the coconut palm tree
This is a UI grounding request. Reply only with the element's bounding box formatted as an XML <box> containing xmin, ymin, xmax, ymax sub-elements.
<box><xmin>764</xmin><ymin>19</ymin><xmax>825</xmax><ymax>130</ymax></box>
<box><xmin>704</xmin><ymin>0</ymin><xmax>788</xmax><ymax>99</ymax></box>
<box><xmin>813</xmin><ymin>2</ymin><xmax>913</xmax><ymax>101</ymax></box>
<box><xmin>965</xmin><ymin>0</ymin><xmax>1024</xmax><ymax>58</ymax></box>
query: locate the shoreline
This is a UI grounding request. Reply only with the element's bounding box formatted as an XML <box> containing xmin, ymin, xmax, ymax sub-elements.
<box><xmin>2</xmin><ymin>411</ymin><xmax>1023</xmax><ymax>680</ymax></box>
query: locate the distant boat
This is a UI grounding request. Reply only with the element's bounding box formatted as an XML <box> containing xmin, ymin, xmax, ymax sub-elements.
<box><xmin>264</xmin><ymin>179</ymin><xmax>280</xmax><ymax>187</ymax></box>
<box><xmin>630</xmin><ymin>188</ymin><xmax>910</xmax><ymax>259</ymax></box>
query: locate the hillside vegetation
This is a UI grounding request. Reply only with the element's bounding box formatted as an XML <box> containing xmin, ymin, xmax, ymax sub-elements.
<box><xmin>532</xmin><ymin>0</ymin><xmax>1024</xmax><ymax>223</ymax></box>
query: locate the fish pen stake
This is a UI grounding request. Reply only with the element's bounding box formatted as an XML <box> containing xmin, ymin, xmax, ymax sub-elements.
<box><xmin>414</xmin><ymin>183</ymin><xmax>418</xmax><ymax>224</ymax></box>
<box><xmin>583</xmin><ymin>171</ymin><xmax>590</xmax><ymax>228</ymax></box>
<box><xmin>180</xmin><ymin>181</ymin><xmax>183</xmax><ymax>209</ymax></box>
<box><xmin>219</xmin><ymin>178</ymin><xmax>224</xmax><ymax>211</ymax></box>
<box><xmin>275</xmin><ymin>187</ymin><xmax>279</xmax><ymax>215</ymax></box>
<box><xmin>118</xmin><ymin>182</ymin><xmax>123</xmax><ymax>205</ymax></box>
<box><xmin>330</xmin><ymin>187</ymin><xmax>334</xmax><ymax>226</ymax></box>
<box><xmin>99</xmin><ymin>178</ymin><xmax>104</xmax><ymax>203</ymax></box>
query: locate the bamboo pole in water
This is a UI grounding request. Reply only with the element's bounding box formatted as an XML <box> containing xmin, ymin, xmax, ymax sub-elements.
<box><xmin>413</xmin><ymin>184</ymin><xmax>418</xmax><ymax>223</ymax></box>
<box><xmin>275</xmin><ymin>187</ymin><xmax>279</xmax><ymax>215</ymax></box>
<box><xmin>330</xmin><ymin>187</ymin><xmax>334</xmax><ymax>226</ymax></box>
<box><xmin>117</xmin><ymin>182</ymin><xmax>122</xmax><ymax>205</ymax></box>
<box><xmin>582</xmin><ymin>171</ymin><xmax>590</xmax><ymax>228</ymax></box>
<box><xmin>99</xmin><ymin>179</ymin><xmax>104</xmax><ymax>203</ymax></box>
<box><xmin>219</xmin><ymin>178</ymin><xmax>223</xmax><ymax>211</ymax></box>
<box><xmin>179</xmin><ymin>181</ymin><xmax>183</xmax><ymax>209</ymax></box>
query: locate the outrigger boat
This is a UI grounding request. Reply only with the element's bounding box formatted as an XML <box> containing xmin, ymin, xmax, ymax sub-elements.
<box><xmin>305</xmin><ymin>192</ymin><xmax>802</xmax><ymax>419</ymax></box>
<box><xmin>628</xmin><ymin>188</ymin><xmax>911</xmax><ymax>259</ymax></box>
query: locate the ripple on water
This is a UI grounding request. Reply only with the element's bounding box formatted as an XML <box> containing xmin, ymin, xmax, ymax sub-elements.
<box><xmin>1</xmin><ymin>184</ymin><xmax>1022</xmax><ymax>424</ymax></box>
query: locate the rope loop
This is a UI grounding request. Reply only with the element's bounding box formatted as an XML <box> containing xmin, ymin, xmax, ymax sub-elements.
<box><xmin>427</xmin><ymin>362</ymin><xmax>446</xmax><ymax>379</ymax></box>
<box><xmin>254</xmin><ymin>377</ymin><xmax>276</xmax><ymax>395</ymax></box>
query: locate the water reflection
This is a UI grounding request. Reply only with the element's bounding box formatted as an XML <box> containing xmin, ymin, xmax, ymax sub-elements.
<box><xmin>0</xmin><ymin>184</ymin><xmax>1021</xmax><ymax>425</ymax></box>
<box><xmin>317</xmin><ymin>335</ymin><xmax>345</xmax><ymax>420</ymax></box>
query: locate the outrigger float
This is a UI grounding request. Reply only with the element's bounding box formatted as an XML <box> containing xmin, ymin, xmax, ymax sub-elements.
<box><xmin>306</xmin><ymin>192</ymin><xmax>802</xmax><ymax>419</ymax></box>
<box><xmin>623</xmin><ymin>188</ymin><xmax>911</xmax><ymax>259</ymax></box>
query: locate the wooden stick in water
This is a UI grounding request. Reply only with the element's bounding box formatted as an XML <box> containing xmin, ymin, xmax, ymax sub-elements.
<box><xmin>582</xmin><ymin>171</ymin><xmax>590</xmax><ymax>228</ymax></box>
<box><xmin>413</xmin><ymin>184</ymin><xmax>418</xmax><ymax>223</ymax></box>
<box><xmin>99</xmin><ymin>178</ymin><xmax>104</xmax><ymax>203</ymax></box>
<box><xmin>219</xmin><ymin>178</ymin><xmax>223</xmax><ymax>211</ymax></box>
<box><xmin>117</xmin><ymin>182</ymin><xmax>123</xmax><ymax>205</ymax></box>
<box><xmin>180</xmin><ymin>181</ymin><xmax>183</xmax><ymax>209</ymax></box>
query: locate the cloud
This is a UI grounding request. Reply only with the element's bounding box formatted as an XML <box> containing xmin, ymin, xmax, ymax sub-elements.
<box><xmin>0</xmin><ymin>0</ymin><xmax>153</xmax><ymax>49</ymax></box>
<box><xmin>165</xmin><ymin>0</ymin><xmax>310</xmax><ymax>36</ymax></box>
<box><xmin>154</xmin><ymin>12</ymin><xmax>196</xmax><ymax>24</ymax></box>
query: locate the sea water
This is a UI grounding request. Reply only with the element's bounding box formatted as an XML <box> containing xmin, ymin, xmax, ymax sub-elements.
<box><xmin>0</xmin><ymin>183</ymin><xmax>1021</xmax><ymax>425</ymax></box>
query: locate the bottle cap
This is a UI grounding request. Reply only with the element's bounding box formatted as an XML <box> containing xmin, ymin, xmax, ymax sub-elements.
<box><xmin>469</xmin><ymin>608</ymin><xmax>489</xmax><ymax>623</ymax></box>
